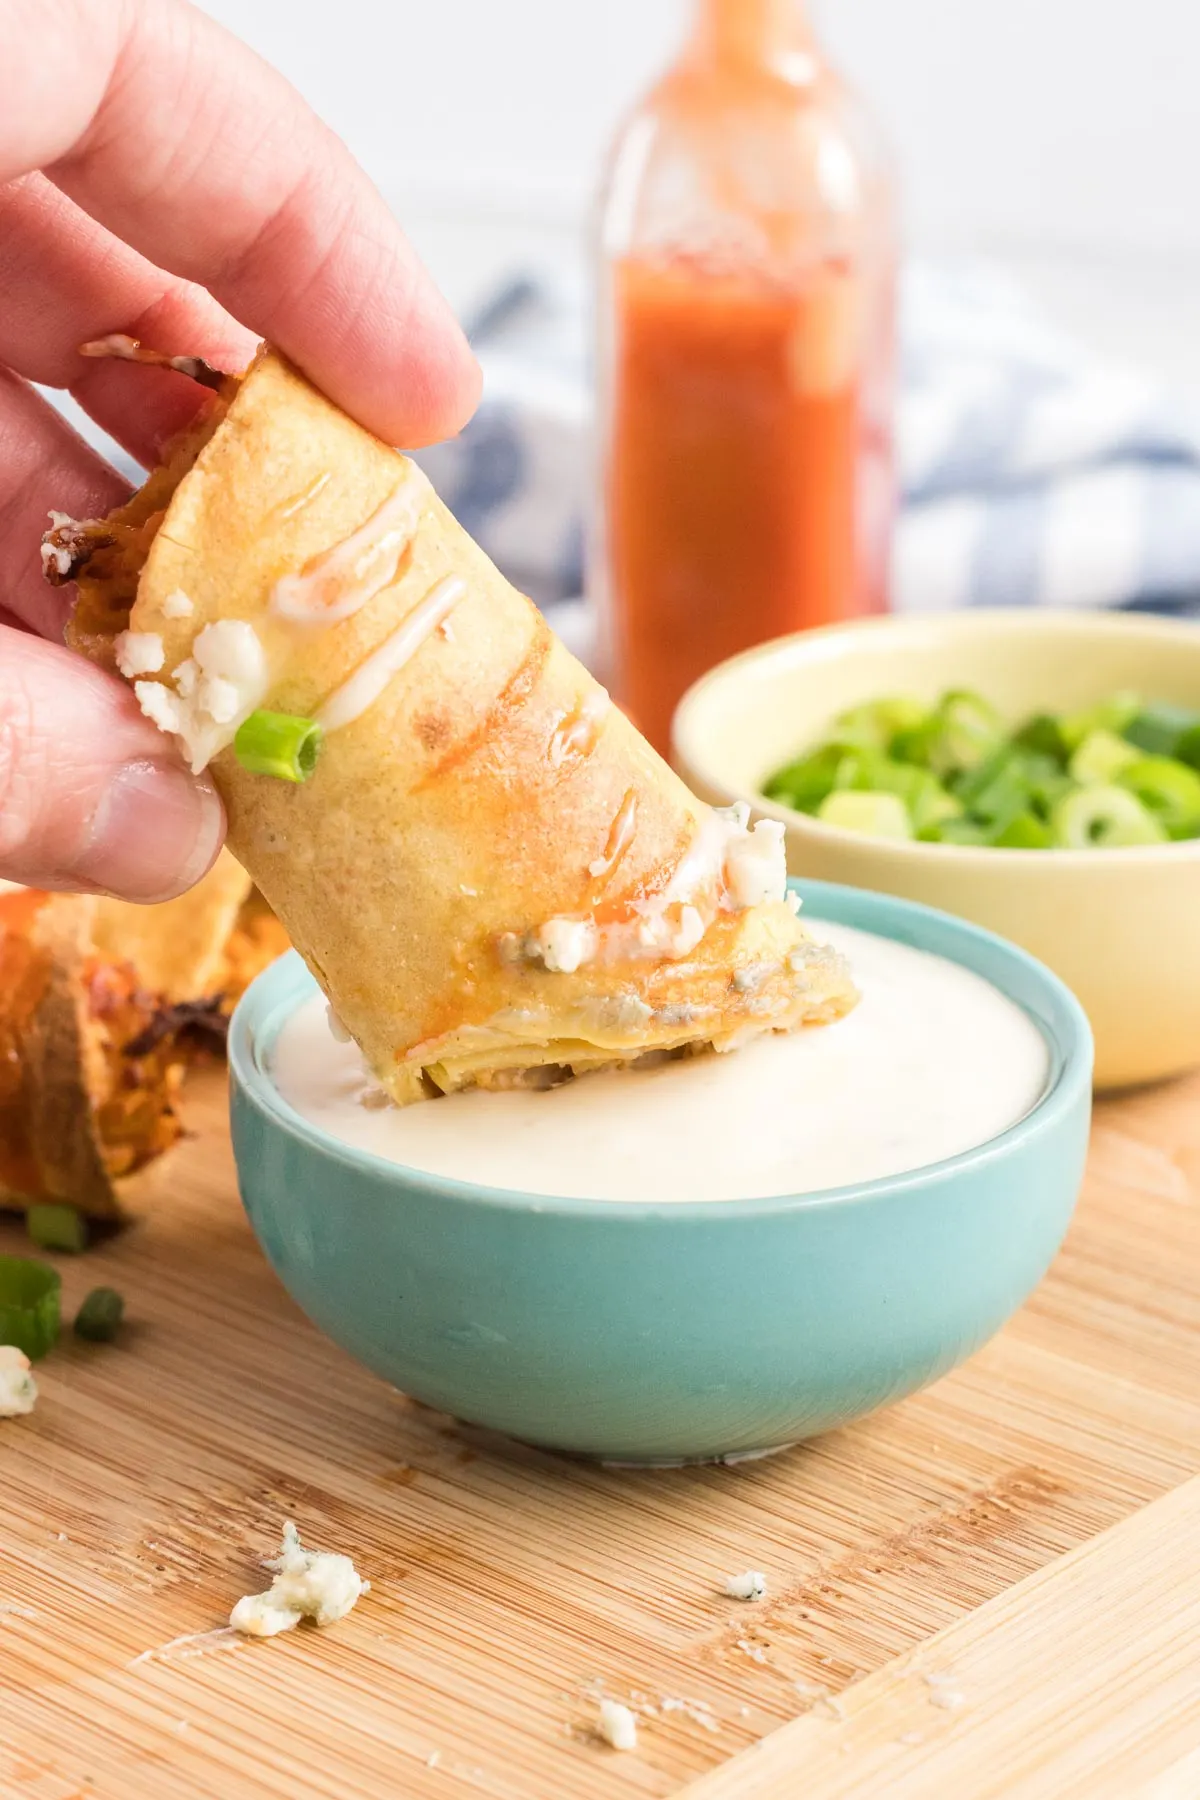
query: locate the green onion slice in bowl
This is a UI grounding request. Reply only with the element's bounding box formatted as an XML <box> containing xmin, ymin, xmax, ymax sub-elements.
<box><xmin>763</xmin><ymin>687</ymin><xmax>1200</xmax><ymax>849</ymax></box>
<box><xmin>1051</xmin><ymin>785</ymin><xmax>1167</xmax><ymax>848</ymax></box>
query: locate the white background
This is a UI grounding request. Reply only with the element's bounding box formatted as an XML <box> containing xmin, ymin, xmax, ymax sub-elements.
<box><xmin>201</xmin><ymin>0</ymin><xmax>1200</xmax><ymax>381</ymax></box>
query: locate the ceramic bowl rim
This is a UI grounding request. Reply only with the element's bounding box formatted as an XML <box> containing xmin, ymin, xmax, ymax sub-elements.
<box><xmin>671</xmin><ymin>608</ymin><xmax>1200</xmax><ymax>871</ymax></box>
<box><xmin>229</xmin><ymin>879</ymin><xmax>1093</xmax><ymax>1223</ymax></box>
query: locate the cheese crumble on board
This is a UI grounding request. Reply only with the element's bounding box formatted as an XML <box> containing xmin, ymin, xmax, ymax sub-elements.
<box><xmin>725</xmin><ymin>1570</ymin><xmax>767</xmax><ymax>1601</ymax></box>
<box><xmin>229</xmin><ymin>1522</ymin><xmax>368</xmax><ymax>1637</ymax></box>
<box><xmin>0</xmin><ymin>1348</ymin><xmax>37</xmax><ymax>1417</ymax></box>
<box><xmin>596</xmin><ymin>1699</ymin><xmax>639</xmax><ymax>1751</ymax></box>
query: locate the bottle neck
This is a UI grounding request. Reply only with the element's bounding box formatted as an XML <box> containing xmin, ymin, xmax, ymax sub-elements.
<box><xmin>687</xmin><ymin>0</ymin><xmax>818</xmax><ymax>83</ymax></box>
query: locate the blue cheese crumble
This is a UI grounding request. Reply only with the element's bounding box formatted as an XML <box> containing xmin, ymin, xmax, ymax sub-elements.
<box><xmin>0</xmin><ymin>1348</ymin><xmax>37</xmax><ymax>1417</ymax></box>
<box><xmin>725</xmin><ymin>1570</ymin><xmax>767</xmax><ymax>1601</ymax></box>
<box><xmin>230</xmin><ymin>1522</ymin><xmax>368</xmax><ymax>1637</ymax></box>
<box><xmin>597</xmin><ymin>1699</ymin><xmax>638</xmax><ymax>1751</ymax></box>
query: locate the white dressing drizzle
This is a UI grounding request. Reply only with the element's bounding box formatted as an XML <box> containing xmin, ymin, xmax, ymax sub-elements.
<box><xmin>316</xmin><ymin>576</ymin><xmax>466</xmax><ymax>733</ymax></box>
<box><xmin>270</xmin><ymin>479</ymin><xmax>423</xmax><ymax>626</ymax></box>
<box><xmin>517</xmin><ymin>803</ymin><xmax>786</xmax><ymax>974</ymax></box>
<box><xmin>277</xmin><ymin>471</ymin><xmax>332</xmax><ymax>522</ymax></box>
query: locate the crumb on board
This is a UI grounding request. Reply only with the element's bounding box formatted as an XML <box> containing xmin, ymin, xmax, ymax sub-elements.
<box><xmin>596</xmin><ymin>1700</ymin><xmax>638</xmax><ymax>1752</ymax></box>
<box><xmin>923</xmin><ymin>1670</ymin><xmax>967</xmax><ymax>1711</ymax></box>
<box><xmin>0</xmin><ymin>1348</ymin><xmax>37</xmax><ymax>1418</ymax></box>
<box><xmin>725</xmin><ymin>1570</ymin><xmax>766</xmax><ymax>1602</ymax></box>
<box><xmin>659</xmin><ymin>1696</ymin><xmax>719</xmax><ymax>1732</ymax></box>
<box><xmin>129</xmin><ymin>1626</ymin><xmax>241</xmax><ymax>1668</ymax></box>
<box><xmin>230</xmin><ymin>1521</ymin><xmax>368</xmax><ymax>1638</ymax></box>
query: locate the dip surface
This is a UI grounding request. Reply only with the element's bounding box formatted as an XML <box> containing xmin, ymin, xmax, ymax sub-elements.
<box><xmin>269</xmin><ymin>921</ymin><xmax>1049</xmax><ymax>1203</ymax></box>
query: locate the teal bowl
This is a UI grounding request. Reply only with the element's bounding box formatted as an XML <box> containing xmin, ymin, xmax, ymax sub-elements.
<box><xmin>230</xmin><ymin>882</ymin><xmax>1093</xmax><ymax>1464</ymax></box>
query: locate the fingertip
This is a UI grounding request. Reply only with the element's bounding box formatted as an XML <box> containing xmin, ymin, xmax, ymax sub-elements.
<box><xmin>76</xmin><ymin>759</ymin><xmax>227</xmax><ymax>903</ymax></box>
<box><xmin>319</xmin><ymin>261</ymin><xmax>483</xmax><ymax>449</ymax></box>
<box><xmin>395</xmin><ymin>328</ymin><xmax>483</xmax><ymax>450</ymax></box>
<box><xmin>0</xmin><ymin>631</ymin><xmax>227</xmax><ymax>902</ymax></box>
<box><xmin>289</xmin><ymin>322</ymin><xmax>481</xmax><ymax>453</ymax></box>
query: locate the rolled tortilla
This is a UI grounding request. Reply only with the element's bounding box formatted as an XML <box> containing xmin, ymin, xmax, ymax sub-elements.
<box><xmin>54</xmin><ymin>348</ymin><xmax>856</xmax><ymax>1102</ymax></box>
<box><xmin>0</xmin><ymin>889</ymin><xmax>186</xmax><ymax>1216</ymax></box>
<box><xmin>92</xmin><ymin>847</ymin><xmax>252</xmax><ymax>1001</ymax></box>
<box><xmin>0</xmin><ymin>858</ymin><xmax>285</xmax><ymax>1216</ymax></box>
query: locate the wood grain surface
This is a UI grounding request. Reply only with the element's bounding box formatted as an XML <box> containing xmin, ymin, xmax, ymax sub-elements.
<box><xmin>1</xmin><ymin>1066</ymin><xmax>1198</xmax><ymax>1800</ymax></box>
<box><xmin>681</xmin><ymin>1473</ymin><xmax>1200</xmax><ymax>1799</ymax></box>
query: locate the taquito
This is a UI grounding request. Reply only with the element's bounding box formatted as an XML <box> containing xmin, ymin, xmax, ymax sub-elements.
<box><xmin>91</xmin><ymin>846</ymin><xmax>251</xmax><ymax>1001</ymax></box>
<box><xmin>0</xmin><ymin>855</ymin><xmax>286</xmax><ymax>1216</ymax></box>
<box><xmin>50</xmin><ymin>346</ymin><xmax>856</xmax><ymax>1103</ymax></box>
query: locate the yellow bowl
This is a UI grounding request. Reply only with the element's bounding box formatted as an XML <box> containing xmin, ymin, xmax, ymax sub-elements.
<box><xmin>672</xmin><ymin>609</ymin><xmax>1200</xmax><ymax>1089</ymax></box>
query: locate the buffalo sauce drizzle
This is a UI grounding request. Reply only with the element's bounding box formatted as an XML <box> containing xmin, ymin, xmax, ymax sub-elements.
<box><xmin>548</xmin><ymin>691</ymin><xmax>611</xmax><ymax>768</ymax></box>
<box><xmin>588</xmin><ymin>789</ymin><xmax>639</xmax><ymax>888</ymax></box>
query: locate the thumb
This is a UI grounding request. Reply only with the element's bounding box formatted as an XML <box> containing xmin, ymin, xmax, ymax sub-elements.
<box><xmin>0</xmin><ymin>623</ymin><xmax>225</xmax><ymax>901</ymax></box>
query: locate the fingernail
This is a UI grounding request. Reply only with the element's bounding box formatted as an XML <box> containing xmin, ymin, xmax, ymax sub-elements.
<box><xmin>74</xmin><ymin>758</ymin><xmax>225</xmax><ymax>903</ymax></box>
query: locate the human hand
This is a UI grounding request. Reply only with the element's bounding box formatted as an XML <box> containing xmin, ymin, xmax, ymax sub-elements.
<box><xmin>0</xmin><ymin>0</ymin><xmax>480</xmax><ymax>901</ymax></box>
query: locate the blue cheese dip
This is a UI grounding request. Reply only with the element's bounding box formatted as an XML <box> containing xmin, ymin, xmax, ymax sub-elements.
<box><xmin>270</xmin><ymin>921</ymin><xmax>1050</xmax><ymax>1204</ymax></box>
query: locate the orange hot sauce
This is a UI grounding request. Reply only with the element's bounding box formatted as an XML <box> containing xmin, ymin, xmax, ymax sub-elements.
<box><xmin>596</xmin><ymin>0</ymin><xmax>896</xmax><ymax>752</ymax></box>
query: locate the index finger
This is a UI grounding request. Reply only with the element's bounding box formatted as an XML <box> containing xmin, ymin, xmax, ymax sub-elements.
<box><xmin>0</xmin><ymin>0</ymin><xmax>480</xmax><ymax>449</ymax></box>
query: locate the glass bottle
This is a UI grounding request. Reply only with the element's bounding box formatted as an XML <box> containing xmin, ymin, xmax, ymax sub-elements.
<box><xmin>595</xmin><ymin>0</ymin><xmax>897</xmax><ymax>752</ymax></box>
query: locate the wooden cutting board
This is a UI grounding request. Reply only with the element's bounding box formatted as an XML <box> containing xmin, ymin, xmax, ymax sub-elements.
<box><xmin>2</xmin><ymin>1066</ymin><xmax>1199</xmax><ymax>1800</ymax></box>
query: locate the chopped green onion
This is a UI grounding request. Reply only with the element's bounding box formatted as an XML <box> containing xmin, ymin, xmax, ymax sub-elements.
<box><xmin>817</xmin><ymin>790</ymin><xmax>913</xmax><ymax>839</ymax></box>
<box><xmin>839</xmin><ymin>752</ymin><xmax>962</xmax><ymax>832</ymax></box>
<box><xmin>1012</xmin><ymin>713</ymin><xmax>1069</xmax><ymax>763</ymax></box>
<box><xmin>991</xmin><ymin>811</ymin><xmax>1053</xmax><ymax>849</ymax></box>
<box><xmin>907</xmin><ymin>776</ymin><xmax>963</xmax><ymax>833</ymax></box>
<box><xmin>832</xmin><ymin>697</ymin><xmax>929</xmax><ymax>750</ymax></box>
<box><xmin>1118</xmin><ymin>756</ymin><xmax>1200</xmax><ymax>839</ymax></box>
<box><xmin>1016</xmin><ymin>756</ymin><xmax>1073</xmax><ymax>821</ymax></box>
<box><xmin>919</xmin><ymin>815</ymin><xmax>990</xmax><ymax>845</ymax></box>
<box><xmin>932</xmin><ymin>690</ymin><xmax>1003</xmax><ymax>774</ymax></box>
<box><xmin>894</xmin><ymin>690</ymin><xmax>1002</xmax><ymax>778</ymax></box>
<box><xmin>1059</xmin><ymin>691</ymin><xmax>1141</xmax><ymax>752</ymax></box>
<box><xmin>1123</xmin><ymin>701</ymin><xmax>1199</xmax><ymax>758</ymax></box>
<box><xmin>952</xmin><ymin>748</ymin><xmax>1030</xmax><ymax>830</ymax></box>
<box><xmin>234</xmin><ymin>710</ymin><xmax>324</xmax><ymax>783</ymax></box>
<box><xmin>1069</xmin><ymin>729</ymin><xmax>1141</xmax><ymax>786</ymax></box>
<box><xmin>26</xmin><ymin>1203</ymin><xmax>88</xmax><ymax>1255</ymax></box>
<box><xmin>1175</xmin><ymin>723</ymin><xmax>1200</xmax><ymax>771</ymax></box>
<box><xmin>761</xmin><ymin>742</ymin><xmax>847</xmax><ymax>811</ymax></box>
<box><xmin>0</xmin><ymin>1256</ymin><xmax>61</xmax><ymax>1361</ymax></box>
<box><xmin>74</xmin><ymin>1287</ymin><xmax>125</xmax><ymax>1343</ymax></box>
<box><xmin>766</xmin><ymin>738</ymin><xmax>849</xmax><ymax>810</ymax></box>
<box><xmin>1051</xmin><ymin>786</ymin><xmax>1167</xmax><ymax>849</ymax></box>
<box><xmin>762</xmin><ymin>687</ymin><xmax>1200</xmax><ymax>851</ymax></box>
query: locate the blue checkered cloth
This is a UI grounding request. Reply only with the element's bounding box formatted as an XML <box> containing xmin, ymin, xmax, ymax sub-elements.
<box><xmin>415</xmin><ymin>259</ymin><xmax>1200</xmax><ymax>664</ymax></box>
